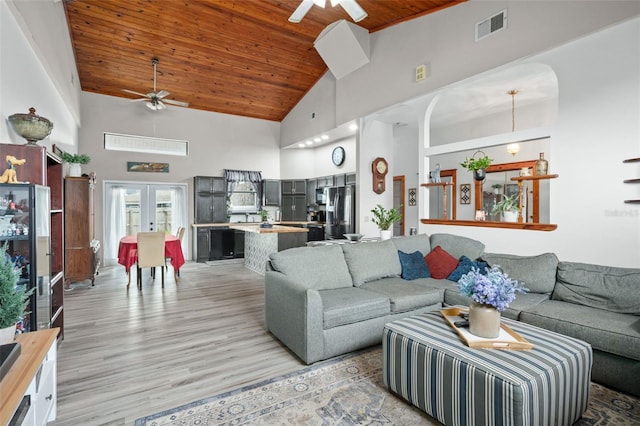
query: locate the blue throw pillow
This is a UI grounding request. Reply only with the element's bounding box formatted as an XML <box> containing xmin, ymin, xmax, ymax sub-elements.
<box><xmin>398</xmin><ymin>250</ymin><xmax>431</xmax><ymax>280</ymax></box>
<box><xmin>447</xmin><ymin>256</ymin><xmax>490</xmax><ymax>281</ymax></box>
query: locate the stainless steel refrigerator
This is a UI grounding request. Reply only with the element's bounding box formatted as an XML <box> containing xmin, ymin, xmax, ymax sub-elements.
<box><xmin>324</xmin><ymin>185</ymin><xmax>356</xmax><ymax>239</ymax></box>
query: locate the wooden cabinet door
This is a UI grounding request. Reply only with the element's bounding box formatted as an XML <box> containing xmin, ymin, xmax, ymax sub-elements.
<box><xmin>196</xmin><ymin>228</ymin><xmax>210</xmax><ymax>262</ymax></box>
<box><xmin>195</xmin><ymin>194</ymin><xmax>214</xmax><ymax>223</ymax></box>
<box><xmin>293</xmin><ymin>195</ymin><xmax>307</xmax><ymax>221</ymax></box>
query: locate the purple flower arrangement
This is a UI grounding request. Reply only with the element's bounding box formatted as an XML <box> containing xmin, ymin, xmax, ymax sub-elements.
<box><xmin>457</xmin><ymin>265</ymin><xmax>528</xmax><ymax>312</ymax></box>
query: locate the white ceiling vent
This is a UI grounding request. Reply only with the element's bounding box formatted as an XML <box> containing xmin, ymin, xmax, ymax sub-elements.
<box><xmin>475</xmin><ymin>9</ymin><xmax>507</xmax><ymax>41</ymax></box>
<box><xmin>104</xmin><ymin>132</ymin><xmax>188</xmax><ymax>156</ymax></box>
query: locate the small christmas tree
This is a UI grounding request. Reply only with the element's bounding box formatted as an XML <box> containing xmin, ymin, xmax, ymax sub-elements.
<box><xmin>0</xmin><ymin>244</ymin><xmax>31</xmax><ymax>329</ymax></box>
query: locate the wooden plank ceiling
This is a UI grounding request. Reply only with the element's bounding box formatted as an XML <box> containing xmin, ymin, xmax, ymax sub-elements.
<box><xmin>64</xmin><ymin>0</ymin><xmax>466</xmax><ymax>122</ymax></box>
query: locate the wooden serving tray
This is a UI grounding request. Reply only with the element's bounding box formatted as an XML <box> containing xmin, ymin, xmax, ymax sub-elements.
<box><xmin>440</xmin><ymin>306</ymin><xmax>533</xmax><ymax>350</ymax></box>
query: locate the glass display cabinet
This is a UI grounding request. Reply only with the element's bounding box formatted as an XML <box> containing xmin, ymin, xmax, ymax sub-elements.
<box><xmin>0</xmin><ymin>184</ymin><xmax>51</xmax><ymax>333</ymax></box>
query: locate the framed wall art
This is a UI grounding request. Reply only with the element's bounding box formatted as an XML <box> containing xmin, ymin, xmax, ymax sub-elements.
<box><xmin>460</xmin><ymin>184</ymin><xmax>471</xmax><ymax>204</ymax></box>
<box><xmin>127</xmin><ymin>162</ymin><xmax>169</xmax><ymax>173</ymax></box>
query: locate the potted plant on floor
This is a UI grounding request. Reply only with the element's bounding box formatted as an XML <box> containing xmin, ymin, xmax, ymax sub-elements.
<box><xmin>0</xmin><ymin>244</ymin><xmax>32</xmax><ymax>344</ymax></box>
<box><xmin>371</xmin><ymin>204</ymin><xmax>402</xmax><ymax>240</ymax></box>
<box><xmin>62</xmin><ymin>152</ymin><xmax>91</xmax><ymax>177</ymax></box>
<box><xmin>460</xmin><ymin>152</ymin><xmax>492</xmax><ymax>181</ymax></box>
<box><xmin>491</xmin><ymin>193</ymin><xmax>520</xmax><ymax>222</ymax></box>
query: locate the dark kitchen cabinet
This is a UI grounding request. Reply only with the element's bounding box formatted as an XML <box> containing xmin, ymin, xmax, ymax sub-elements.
<box><xmin>262</xmin><ymin>179</ymin><xmax>281</xmax><ymax>206</ymax></box>
<box><xmin>194</xmin><ymin>176</ymin><xmax>227</xmax><ymax>223</ymax></box>
<box><xmin>282</xmin><ymin>195</ymin><xmax>307</xmax><ymax>221</ymax></box>
<box><xmin>306</xmin><ymin>178</ymin><xmax>317</xmax><ymax>206</ymax></box>
<box><xmin>282</xmin><ymin>180</ymin><xmax>306</xmax><ymax>195</ymax></box>
<box><xmin>193</xmin><ymin>226</ymin><xmax>245</xmax><ymax>262</ymax></box>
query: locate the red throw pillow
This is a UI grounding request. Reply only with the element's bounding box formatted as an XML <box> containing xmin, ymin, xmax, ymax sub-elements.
<box><xmin>424</xmin><ymin>246</ymin><xmax>459</xmax><ymax>279</ymax></box>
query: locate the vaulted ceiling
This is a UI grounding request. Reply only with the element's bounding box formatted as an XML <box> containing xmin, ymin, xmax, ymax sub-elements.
<box><xmin>63</xmin><ymin>0</ymin><xmax>466</xmax><ymax>122</ymax></box>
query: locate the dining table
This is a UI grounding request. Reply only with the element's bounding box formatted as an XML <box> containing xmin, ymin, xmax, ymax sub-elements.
<box><xmin>117</xmin><ymin>234</ymin><xmax>185</xmax><ymax>285</ymax></box>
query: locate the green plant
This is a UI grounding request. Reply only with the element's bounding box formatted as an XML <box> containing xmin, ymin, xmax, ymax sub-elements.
<box><xmin>460</xmin><ymin>155</ymin><xmax>492</xmax><ymax>171</ymax></box>
<box><xmin>0</xmin><ymin>244</ymin><xmax>32</xmax><ymax>329</ymax></box>
<box><xmin>258</xmin><ymin>209</ymin><xmax>269</xmax><ymax>222</ymax></box>
<box><xmin>370</xmin><ymin>204</ymin><xmax>402</xmax><ymax>230</ymax></box>
<box><xmin>491</xmin><ymin>193</ymin><xmax>520</xmax><ymax>214</ymax></box>
<box><xmin>62</xmin><ymin>152</ymin><xmax>91</xmax><ymax>164</ymax></box>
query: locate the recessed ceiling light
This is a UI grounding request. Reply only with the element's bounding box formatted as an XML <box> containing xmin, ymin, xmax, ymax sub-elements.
<box><xmin>321</xmin><ymin>135</ymin><xmax>329</xmax><ymax>140</ymax></box>
<box><xmin>349</xmin><ymin>123</ymin><xmax>358</xmax><ymax>131</ymax></box>
<box><xmin>305</xmin><ymin>140</ymin><xmax>313</xmax><ymax>145</ymax></box>
<box><xmin>314</xmin><ymin>137</ymin><xmax>321</xmax><ymax>142</ymax></box>
<box><xmin>298</xmin><ymin>143</ymin><xmax>306</xmax><ymax>148</ymax></box>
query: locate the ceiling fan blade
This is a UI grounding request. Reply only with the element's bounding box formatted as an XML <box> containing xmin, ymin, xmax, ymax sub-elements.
<box><xmin>157</xmin><ymin>100</ymin><xmax>167</xmax><ymax>110</ymax></box>
<box><xmin>156</xmin><ymin>89</ymin><xmax>170</xmax><ymax>98</ymax></box>
<box><xmin>289</xmin><ymin>0</ymin><xmax>314</xmax><ymax>23</ymax></box>
<box><xmin>130</xmin><ymin>98</ymin><xmax>148</xmax><ymax>102</ymax></box>
<box><xmin>163</xmin><ymin>99</ymin><xmax>190</xmax><ymax>107</ymax></box>
<box><xmin>123</xmin><ymin>89</ymin><xmax>149</xmax><ymax>98</ymax></box>
<box><xmin>339</xmin><ymin>0</ymin><xmax>367</xmax><ymax>22</ymax></box>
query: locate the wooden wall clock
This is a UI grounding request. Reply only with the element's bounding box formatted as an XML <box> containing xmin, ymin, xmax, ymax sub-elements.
<box><xmin>372</xmin><ymin>157</ymin><xmax>388</xmax><ymax>194</ymax></box>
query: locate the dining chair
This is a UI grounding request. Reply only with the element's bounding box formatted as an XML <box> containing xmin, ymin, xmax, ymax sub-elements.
<box><xmin>136</xmin><ymin>231</ymin><xmax>165</xmax><ymax>290</ymax></box>
<box><xmin>165</xmin><ymin>226</ymin><xmax>185</xmax><ymax>277</ymax></box>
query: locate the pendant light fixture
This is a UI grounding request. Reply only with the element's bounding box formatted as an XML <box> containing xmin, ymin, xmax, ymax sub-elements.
<box><xmin>506</xmin><ymin>89</ymin><xmax>520</xmax><ymax>156</ymax></box>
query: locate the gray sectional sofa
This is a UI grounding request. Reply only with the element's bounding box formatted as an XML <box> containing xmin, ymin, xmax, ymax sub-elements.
<box><xmin>264</xmin><ymin>233</ymin><xmax>640</xmax><ymax>397</ymax></box>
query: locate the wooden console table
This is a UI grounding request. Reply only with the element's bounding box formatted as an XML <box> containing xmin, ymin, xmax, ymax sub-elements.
<box><xmin>0</xmin><ymin>328</ymin><xmax>59</xmax><ymax>425</ymax></box>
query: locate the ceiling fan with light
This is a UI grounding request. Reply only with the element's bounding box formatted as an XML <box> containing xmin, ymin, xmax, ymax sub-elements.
<box><xmin>289</xmin><ymin>0</ymin><xmax>367</xmax><ymax>23</ymax></box>
<box><xmin>122</xmin><ymin>58</ymin><xmax>189</xmax><ymax>111</ymax></box>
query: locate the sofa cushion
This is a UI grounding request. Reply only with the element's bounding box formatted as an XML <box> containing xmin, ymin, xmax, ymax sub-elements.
<box><xmin>361</xmin><ymin>277</ymin><xmax>442</xmax><ymax>312</ymax></box>
<box><xmin>429</xmin><ymin>233</ymin><xmax>485</xmax><ymax>260</ymax></box>
<box><xmin>552</xmin><ymin>262</ymin><xmax>640</xmax><ymax>315</ymax></box>
<box><xmin>447</xmin><ymin>256</ymin><xmax>489</xmax><ymax>282</ymax></box>
<box><xmin>520</xmin><ymin>300</ymin><xmax>640</xmax><ymax>361</ymax></box>
<box><xmin>342</xmin><ymin>239</ymin><xmax>401</xmax><ymax>286</ymax></box>
<box><xmin>392</xmin><ymin>234</ymin><xmax>431</xmax><ymax>256</ymax></box>
<box><xmin>425</xmin><ymin>246</ymin><xmax>459</xmax><ymax>279</ymax></box>
<box><xmin>318</xmin><ymin>287</ymin><xmax>390</xmax><ymax>329</ymax></box>
<box><xmin>398</xmin><ymin>250</ymin><xmax>430</xmax><ymax>280</ymax></box>
<box><xmin>269</xmin><ymin>245</ymin><xmax>353</xmax><ymax>290</ymax></box>
<box><xmin>482</xmin><ymin>252</ymin><xmax>559</xmax><ymax>294</ymax></box>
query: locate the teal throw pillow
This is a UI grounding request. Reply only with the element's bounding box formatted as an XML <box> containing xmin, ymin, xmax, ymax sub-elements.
<box><xmin>398</xmin><ymin>250</ymin><xmax>431</xmax><ymax>280</ymax></box>
<box><xmin>447</xmin><ymin>256</ymin><xmax>490</xmax><ymax>282</ymax></box>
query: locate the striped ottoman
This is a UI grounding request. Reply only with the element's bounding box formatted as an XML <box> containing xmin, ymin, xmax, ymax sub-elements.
<box><xmin>383</xmin><ymin>312</ymin><xmax>592</xmax><ymax>426</ymax></box>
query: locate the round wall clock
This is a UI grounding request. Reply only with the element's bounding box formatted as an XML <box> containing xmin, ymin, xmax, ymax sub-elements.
<box><xmin>332</xmin><ymin>146</ymin><xmax>345</xmax><ymax>166</ymax></box>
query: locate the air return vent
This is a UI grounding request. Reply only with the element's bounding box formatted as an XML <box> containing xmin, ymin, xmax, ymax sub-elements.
<box><xmin>104</xmin><ymin>132</ymin><xmax>188</xmax><ymax>156</ymax></box>
<box><xmin>475</xmin><ymin>9</ymin><xmax>507</xmax><ymax>41</ymax></box>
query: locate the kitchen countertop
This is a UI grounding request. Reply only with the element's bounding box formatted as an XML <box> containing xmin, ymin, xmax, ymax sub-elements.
<box><xmin>229</xmin><ymin>224</ymin><xmax>309</xmax><ymax>234</ymax></box>
<box><xmin>192</xmin><ymin>221</ymin><xmax>324</xmax><ymax>228</ymax></box>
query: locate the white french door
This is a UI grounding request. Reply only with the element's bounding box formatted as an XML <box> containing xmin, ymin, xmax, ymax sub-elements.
<box><xmin>104</xmin><ymin>181</ymin><xmax>188</xmax><ymax>266</ymax></box>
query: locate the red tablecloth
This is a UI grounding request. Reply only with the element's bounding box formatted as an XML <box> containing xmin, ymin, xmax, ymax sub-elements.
<box><xmin>117</xmin><ymin>234</ymin><xmax>185</xmax><ymax>272</ymax></box>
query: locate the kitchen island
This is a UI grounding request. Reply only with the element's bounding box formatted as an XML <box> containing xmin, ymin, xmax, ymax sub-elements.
<box><xmin>229</xmin><ymin>224</ymin><xmax>308</xmax><ymax>274</ymax></box>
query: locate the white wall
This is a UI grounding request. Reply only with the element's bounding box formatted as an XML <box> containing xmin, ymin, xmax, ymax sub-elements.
<box><xmin>0</xmin><ymin>1</ymin><xmax>79</xmax><ymax>149</ymax></box>
<box><xmin>79</xmin><ymin>93</ymin><xmax>281</xmax><ymax>259</ymax></box>
<box><xmin>419</xmin><ymin>18</ymin><xmax>640</xmax><ymax>267</ymax></box>
<box><xmin>282</xmin><ymin>1</ymin><xmax>639</xmax><ymax>142</ymax></box>
<box><xmin>280</xmin><ymin>137</ymin><xmax>356</xmax><ymax>179</ymax></box>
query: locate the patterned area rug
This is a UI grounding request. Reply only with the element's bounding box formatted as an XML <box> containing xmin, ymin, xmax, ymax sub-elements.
<box><xmin>135</xmin><ymin>347</ymin><xmax>640</xmax><ymax>425</ymax></box>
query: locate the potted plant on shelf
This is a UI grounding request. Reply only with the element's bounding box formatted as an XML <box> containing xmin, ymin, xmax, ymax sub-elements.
<box><xmin>62</xmin><ymin>152</ymin><xmax>91</xmax><ymax>177</ymax></box>
<box><xmin>457</xmin><ymin>265</ymin><xmax>527</xmax><ymax>338</ymax></box>
<box><xmin>460</xmin><ymin>153</ymin><xmax>492</xmax><ymax>181</ymax></box>
<box><xmin>371</xmin><ymin>204</ymin><xmax>402</xmax><ymax>240</ymax></box>
<box><xmin>491</xmin><ymin>193</ymin><xmax>520</xmax><ymax>222</ymax></box>
<box><xmin>0</xmin><ymin>244</ymin><xmax>32</xmax><ymax>344</ymax></box>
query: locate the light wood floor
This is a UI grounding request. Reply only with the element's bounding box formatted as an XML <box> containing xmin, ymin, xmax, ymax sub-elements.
<box><xmin>52</xmin><ymin>261</ymin><xmax>305</xmax><ymax>425</ymax></box>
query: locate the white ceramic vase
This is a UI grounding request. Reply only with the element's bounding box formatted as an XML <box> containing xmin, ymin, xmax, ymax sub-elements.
<box><xmin>469</xmin><ymin>302</ymin><xmax>501</xmax><ymax>338</ymax></box>
<box><xmin>0</xmin><ymin>324</ymin><xmax>16</xmax><ymax>345</ymax></box>
<box><xmin>68</xmin><ymin>163</ymin><xmax>82</xmax><ymax>177</ymax></box>
<box><xmin>380</xmin><ymin>230</ymin><xmax>392</xmax><ymax>240</ymax></box>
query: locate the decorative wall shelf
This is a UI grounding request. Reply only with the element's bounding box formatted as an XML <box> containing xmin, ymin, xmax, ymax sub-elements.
<box><xmin>420</xmin><ymin>219</ymin><xmax>557</xmax><ymax>231</ymax></box>
<box><xmin>623</xmin><ymin>158</ymin><xmax>640</xmax><ymax>204</ymax></box>
<box><xmin>421</xmin><ymin>182</ymin><xmax>454</xmax><ymax>220</ymax></box>
<box><xmin>510</xmin><ymin>174</ymin><xmax>559</xmax><ymax>223</ymax></box>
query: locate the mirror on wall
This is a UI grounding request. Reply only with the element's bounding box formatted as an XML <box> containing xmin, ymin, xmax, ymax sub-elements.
<box><xmin>426</xmin><ymin>139</ymin><xmax>551</xmax><ymax>224</ymax></box>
